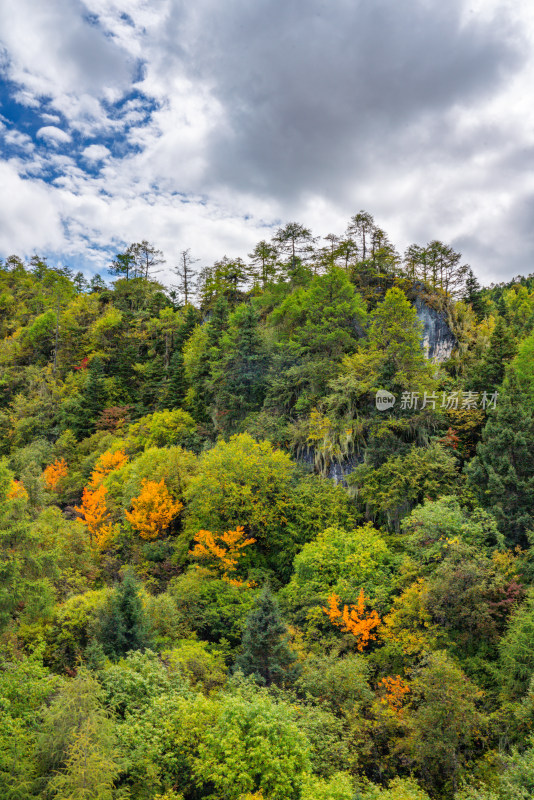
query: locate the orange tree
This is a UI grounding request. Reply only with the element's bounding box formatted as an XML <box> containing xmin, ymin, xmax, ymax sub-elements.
<box><xmin>125</xmin><ymin>478</ymin><xmax>183</xmax><ymax>540</ymax></box>
<box><xmin>323</xmin><ymin>589</ymin><xmax>381</xmax><ymax>651</ymax></box>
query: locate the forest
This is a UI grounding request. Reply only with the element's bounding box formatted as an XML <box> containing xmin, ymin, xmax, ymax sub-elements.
<box><xmin>1</xmin><ymin>211</ymin><xmax>534</xmax><ymax>800</ymax></box>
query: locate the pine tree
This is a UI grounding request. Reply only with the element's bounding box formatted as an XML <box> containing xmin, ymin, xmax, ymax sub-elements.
<box><xmin>74</xmin><ymin>357</ymin><xmax>107</xmax><ymax>438</ymax></box>
<box><xmin>468</xmin><ymin>369</ymin><xmax>534</xmax><ymax>546</ymax></box>
<box><xmin>468</xmin><ymin>316</ymin><xmax>517</xmax><ymax>392</ymax></box>
<box><xmin>463</xmin><ymin>267</ymin><xmax>485</xmax><ymax>319</ymax></box>
<box><xmin>100</xmin><ymin>569</ymin><xmax>149</xmax><ymax>659</ymax></box>
<box><xmin>160</xmin><ymin>305</ymin><xmax>200</xmax><ymax>409</ymax></box>
<box><xmin>172</xmin><ymin>248</ymin><xmax>199</xmax><ymax>305</ymax></box>
<box><xmin>211</xmin><ymin>303</ymin><xmax>269</xmax><ymax>433</ymax></box>
<box><xmin>237</xmin><ymin>587</ymin><xmax>297</xmax><ymax>687</ymax></box>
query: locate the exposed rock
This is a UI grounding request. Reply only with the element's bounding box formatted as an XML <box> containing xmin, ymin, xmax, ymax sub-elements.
<box><xmin>415</xmin><ymin>296</ymin><xmax>456</xmax><ymax>362</ymax></box>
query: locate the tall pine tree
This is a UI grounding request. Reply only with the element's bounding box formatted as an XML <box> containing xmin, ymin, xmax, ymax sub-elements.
<box><xmin>100</xmin><ymin>569</ymin><xmax>149</xmax><ymax>660</ymax></box>
<box><xmin>237</xmin><ymin>586</ymin><xmax>297</xmax><ymax>687</ymax></box>
<box><xmin>468</xmin><ymin>368</ymin><xmax>534</xmax><ymax>546</ymax></box>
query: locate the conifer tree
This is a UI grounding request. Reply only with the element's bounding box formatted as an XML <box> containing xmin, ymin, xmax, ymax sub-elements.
<box><xmin>211</xmin><ymin>303</ymin><xmax>269</xmax><ymax>432</ymax></box>
<box><xmin>100</xmin><ymin>569</ymin><xmax>149</xmax><ymax>659</ymax></box>
<box><xmin>74</xmin><ymin>357</ymin><xmax>107</xmax><ymax>438</ymax></box>
<box><xmin>237</xmin><ymin>586</ymin><xmax>297</xmax><ymax>687</ymax></box>
<box><xmin>468</xmin><ymin>369</ymin><xmax>534</xmax><ymax>546</ymax></box>
<box><xmin>463</xmin><ymin>267</ymin><xmax>485</xmax><ymax>319</ymax></box>
<box><xmin>468</xmin><ymin>316</ymin><xmax>517</xmax><ymax>392</ymax></box>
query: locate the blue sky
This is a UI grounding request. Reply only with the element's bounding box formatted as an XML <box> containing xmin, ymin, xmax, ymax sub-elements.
<box><xmin>1</xmin><ymin>0</ymin><xmax>533</xmax><ymax>285</ymax></box>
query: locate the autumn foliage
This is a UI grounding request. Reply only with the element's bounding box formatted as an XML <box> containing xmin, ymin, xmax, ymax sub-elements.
<box><xmin>74</xmin><ymin>450</ymin><xmax>128</xmax><ymax>549</ymax></box>
<box><xmin>323</xmin><ymin>589</ymin><xmax>381</xmax><ymax>651</ymax></box>
<box><xmin>379</xmin><ymin>675</ymin><xmax>411</xmax><ymax>714</ymax></box>
<box><xmin>43</xmin><ymin>458</ymin><xmax>68</xmax><ymax>491</ymax></box>
<box><xmin>125</xmin><ymin>478</ymin><xmax>183</xmax><ymax>540</ymax></box>
<box><xmin>6</xmin><ymin>479</ymin><xmax>28</xmax><ymax>500</ymax></box>
<box><xmin>89</xmin><ymin>449</ymin><xmax>129</xmax><ymax>489</ymax></box>
<box><xmin>75</xmin><ymin>483</ymin><xmax>114</xmax><ymax>549</ymax></box>
<box><xmin>189</xmin><ymin>526</ymin><xmax>256</xmax><ymax>580</ymax></box>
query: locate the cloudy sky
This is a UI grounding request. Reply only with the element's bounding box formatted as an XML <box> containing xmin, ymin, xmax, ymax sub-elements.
<box><xmin>0</xmin><ymin>0</ymin><xmax>533</xmax><ymax>285</ymax></box>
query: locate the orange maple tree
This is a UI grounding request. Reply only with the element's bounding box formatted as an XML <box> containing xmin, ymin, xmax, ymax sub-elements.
<box><xmin>189</xmin><ymin>525</ymin><xmax>256</xmax><ymax>580</ymax></box>
<box><xmin>125</xmin><ymin>478</ymin><xmax>183</xmax><ymax>540</ymax></box>
<box><xmin>323</xmin><ymin>589</ymin><xmax>381</xmax><ymax>651</ymax></box>
<box><xmin>89</xmin><ymin>449</ymin><xmax>128</xmax><ymax>489</ymax></box>
<box><xmin>379</xmin><ymin>675</ymin><xmax>411</xmax><ymax>713</ymax></box>
<box><xmin>75</xmin><ymin>483</ymin><xmax>113</xmax><ymax>549</ymax></box>
<box><xmin>43</xmin><ymin>458</ymin><xmax>68</xmax><ymax>491</ymax></box>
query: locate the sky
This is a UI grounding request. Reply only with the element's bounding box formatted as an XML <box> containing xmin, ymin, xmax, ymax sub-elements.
<box><xmin>0</xmin><ymin>0</ymin><xmax>533</xmax><ymax>286</ymax></box>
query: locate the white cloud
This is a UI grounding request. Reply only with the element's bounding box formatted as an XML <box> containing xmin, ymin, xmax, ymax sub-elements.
<box><xmin>2</xmin><ymin>129</ymin><xmax>34</xmax><ymax>151</ymax></box>
<box><xmin>36</xmin><ymin>126</ymin><xmax>72</xmax><ymax>145</ymax></box>
<box><xmin>41</xmin><ymin>113</ymin><xmax>61</xmax><ymax>124</ymax></box>
<box><xmin>1</xmin><ymin>0</ymin><xmax>534</xmax><ymax>284</ymax></box>
<box><xmin>81</xmin><ymin>144</ymin><xmax>111</xmax><ymax>162</ymax></box>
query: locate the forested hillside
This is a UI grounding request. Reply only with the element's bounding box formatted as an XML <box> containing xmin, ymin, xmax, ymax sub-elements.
<box><xmin>1</xmin><ymin>213</ymin><xmax>534</xmax><ymax>800</ymax></box>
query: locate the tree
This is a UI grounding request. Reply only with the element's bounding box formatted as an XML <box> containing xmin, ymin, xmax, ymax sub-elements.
<box><xmin>127</xmin><ymin>240</ymin><xmax>165</xmax><ymax>280</ymax></box>
<box><xmin>350</xmin><ymin>443</ymin><xmax>459</xmax><ymax>531</ymax></box>
<box><xmin>198</xmin><ymin>257</ymin><xmax>248</xmax><ymax>308</ymax></box>
<box><xmin>237</xmin><ymin>587</ymin><xmax>297</xmax><ymax>686</ymax></box>
<box><xmin>0</xmin><ymin>463</ymin><xmax>58</xmax><ymax>632</ymax></box>
<box><xmin>323</xmin><ymin>589</ymin><xmax>381</xmax><ymax>650</ymax></box>
<box><xmin>401</xmin><ymin>651</ymin><xmax>485</xmax><ymax>794</ymax></box>
<box><xmin>75</xmin><ymin>484</ymin><xmax>113</xmax><ymax>549</ymax></box>
<box><xmin>273</xmin><ymin>222</ymin><xmax>315</xmax><ymax>280</ymax></box>
<box><xmin>42</xmin><ymin>458</ymin><xmax>68</xmax><ymax>492</ymax></box>
<box><xmin>189</xmin><ymin>526</ymin><xmax>256</xmax><ymax>581</ymax></box>
<box><xmin>499</xmin><ymin>590</ymin><xmax>534</xmax><ymax>700</ymax></box>
<box><xmin>125</xmin><ymin>478</ymin><xmax>183</xmax><ymax>540</ymax></box>
<box><xmin>172</xmin><ymin>248</ymin><xmax>199</xmax><ymax>305</ymax></box>
<box><xmin>468</xmin><ymin>316</ymin><xmax>517</xmax><ymax>393</ymax></box>
<box><xmin>468</xmin><ymin>369</ymin><xmax>534</xmax><ymax>546</ymax></box>
<box><xmin>366</xmin><ymin>287</ymin><xmax>434</xmax><ymax>394</ymax></box>
<box><xmin>108</xmin><ymin>249</ymin><xmax>135</xmax><ymax>281</ymax></box>
<box><xmin>74</xmin><ymin>357</ymin><xmax>107</xmax><ymax>439</ymax></box>
<box><xmin>37</xmin><ymin>669</ymin><xmax>119</xmax><ymax>796</ymax></box>
<box><xmin>100</xmin><ymin>569</ymin><xmax>149</xmax><ymax>659</ymax></box>
<box><xmin>89</xmin><ymin>449</ymin><xmax>129</xmax><ymax>489</ymax></box>
<box><xmin>284</xmin><ymin>523</ymin><xmax>393</xmax><ymax>617</ymax></box>
<box><xmin>211</xmin><ymin>302</ymin><xmax>270</xmax><ymax>432</ymax></box>
<box><xmin>248</xmin><ymin>240</ymin><xmax>279</xmax><ymax>287</ymax></box>
<box><xmin>464</xmin><ymin>268</ymin><xmax>486</xmax><ymax>319</ymax></box>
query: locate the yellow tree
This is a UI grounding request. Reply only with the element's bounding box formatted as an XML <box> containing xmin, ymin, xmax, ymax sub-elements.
<box><xmin>74</xmin><ymin>450</ymin><xmax>128</xmax><ymax>550</ymax></box>
<box><xmin>323</xmin><ymin>589</ymin><xmax>381</xmax><ymax>651</ymax></box>
<box><xmin>75</xmin><ymin>484</ymin><xmax>113</xmax><ymax>549</ymax></box>
<box><xmin>43</xmin><ymin>458</ymin><xmax>68</xmax><ymax>491</ymax></box>
<box><xmin>125</xmin><ymin>478</ymin><xmax>182</xmax><ymax>540</ymax></box>
<box><xmin>89</xmin><ymin>450</ymin><xmax>128</xmax><ymax>489</ymax></box>
<box><xmin>189</xmin><ymin>526</ymin><xmax>256</xmax><ymax>581</ymax></box>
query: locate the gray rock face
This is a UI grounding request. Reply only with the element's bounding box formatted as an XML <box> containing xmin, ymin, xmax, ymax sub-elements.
<box><xmin>297</xmin><ymin>447</ymin><xmax>362</xmax><ymax>484</ymax></box>
<box><xmin>415</xmin><ymin>297</ymin><xmax>456</xmax><ymax>362</ymax></box>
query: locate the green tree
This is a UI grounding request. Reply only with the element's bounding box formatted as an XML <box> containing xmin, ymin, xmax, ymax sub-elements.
<box><xmin>194</xmin><ymin>689</ymin><xmax>311</xmax><ymax>800</ymax></box>
<box><xmin>402</xmin><ymin>651</ymin><xmax>485</xmax><ymax>794</ymax></box>
<box><xmin>237</xmin><ymin>586</ymin><xmax>297</xmax><ymax>687</ymax></box>
<box><xmin>349</xmin><ymin>443</ymin><xmax>459</xmax><ymax>531</ymax></box>
<box><xmin>468</xmin><ymin>369</ymin><xmax>534</xmax><ymax>546</ymax></box>
<box><xmin>37</xmin><ymin>669</ymin><xmax>118</xmax><ymax>795</ymax></box>
<box><xmin>248</xmin><ymin>240</ymin><xmax>279</xmax><ymax>287</ymax></box>
<box><xmin>468</xmin><ymin>316</ymin><xmax>517</xmax><ymax>393</ymax></box>
<box><xmin>100</xmin><ymin>569</ymin><xmax>149</xmax><ymax>660</ymax></box>
<box><xmin>211</xmin><ymin>303</ymin><xmax>270</xmax><ymax>432</ymax></box>
<box><xmin>367</xmin><ymin>287</ymin><xmax>434</xmax><ymax>394</ymax></box>
<box><xmin>499</xmin><ymin>590</ymin><xmax>534</xmax><ymax>700</ymax></box>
